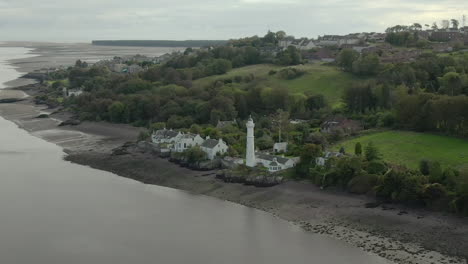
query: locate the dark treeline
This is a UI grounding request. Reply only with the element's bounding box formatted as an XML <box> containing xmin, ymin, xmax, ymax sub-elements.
<box><xmin>338</xmin><ymin>49</ymin><xmax>468</xmax><ymax>137</ymax></box>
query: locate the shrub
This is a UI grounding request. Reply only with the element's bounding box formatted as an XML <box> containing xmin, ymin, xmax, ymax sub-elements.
<box><xmin>365</xmin><ymin>141</ymin><xmax>380</xmax><ymax>161</ymax></box>
<box><xmin>138</xmin><ymin>131</ymin><xmax>150</xmax><ymax>141</ymax></box>
<box><xmin>347</xmin><ymin>173</ymin><xmax>379</xmax><ymax>194</ymax></box>
<box><xmin>366</xmin><ymin>160</ymin><xmax>387</xmax><ymax>174</ymax></box>
<box><xmin>423</xmin><ymin>183</ymin><xmax>449</xmax><ymax>210</ymax></box>
<box><xmin>309</xmin><ymin>167</ymin><xmax>325</xmax><ymax>185</ymax></box>
<box><xmin>354</xmin><ymin>142</ymin><xmax>362</xmax><ymax>156</ymax></box>
<box><xmin>277</xmin><ymin>67</ymin><xmax>305</xmax><ymax>80</ymax></box>
<box><xmin>428</xmin><ymin>161</ymin><xmax>443</xmax><ymax>183</ymax></box>
<box><xmin>451</xmin><ymin>195</ymin><xmax>468</xmax><ymax>216</ymax></box>
<box><xmin>184</xmin><ymin>146</ymin><xmax>207</xmax><ymax>164</ymax></box>
<box><xmin>419</xmin><ymin>159</ymin><xmax>430</xmax><ymax>175</ymax></box>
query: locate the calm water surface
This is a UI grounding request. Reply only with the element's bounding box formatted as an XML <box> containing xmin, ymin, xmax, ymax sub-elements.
<box><xmin>0</xmin><ymin>47</ymin><xmax>389</xmax><ymax>264</ymax></box>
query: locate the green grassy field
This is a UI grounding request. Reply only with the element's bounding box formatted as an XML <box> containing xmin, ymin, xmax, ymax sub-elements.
<box><xmin>333</xmin><ymin>131</ymin><xmax>468</xmax><ymax>170</ymax></box>
<box><xmin>272</xmin><ymin>64</ymin><xmax>361</xmax><ymax>106</ymax></box>
<box><xmin>193</xmin><ymin>64</ymin><xmax>362</xmax><ymax>106</ymax></box>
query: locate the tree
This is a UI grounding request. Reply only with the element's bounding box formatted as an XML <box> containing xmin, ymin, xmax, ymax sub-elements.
<box><xmin>301</xmin><ymin>144</ymin><xmax>322</xmax><ymax>163</ymax></box>
<box><xmin>262</xmin><ymin>31</ymin><xmax>278</xmax><ymax>45</ymax></box>
<box><xmin>412</xmin><ymin>23</ymin><xmax>422</xmax><ymax>31</ymax></box>
<box><xmin>275</xmin><ymin>31</ymin><xmax>286</xmax><ymax>40</ymax></box>
<box><xmin>272</xmin><ymin>109</ymin><xmax>290</xmax><ymax>142</ymax></box>
<box><xmin>337</xmin><ymin>49</ymin><xmax>359</xmax><ymax>72</ymax></box>
<box><xmin>428</xmin><ymin>161</ymin><xmax>443</xmax><ymax>183</ymax></box>
<box><xmin>451</xmin><ymin>19</ymin><xmax>459</xmax><ymax>30</ymax></box>
<box><xmin>276</xmin><ymin>46</ymin><xmax>302</xmax><ymax>65</ymax></box>
<box><xmin>339</xmin><ymin>146</ymin><xmax>346</xmax><ymax>154</ymax></box>
<box><xmin>431</xmin><ymin>22</ymin><xmax>438</xmax><ymax>30</ymax></box>
<box><xmin>364</xmin><ymin>142</ymin><xmax>380</xmax><ymax>161</ymax></box>
<box><xmin>108</xmin><ymin>101</ymin><xmax>126</xmax><ymax>123</ymax></box>
<box><xmin>438</xmin><ymin>72</ymin><xmax>462</xmax><ymax>96</ymax></box>
<box><xmin>294</xmin><ymin>144</ymin><xmax>322</xmax><ymax>179</ymax></box>
<box><xmin>150</xmin><ymin>122</ymin><xmax>166</xmax><ymax>131</ymax></box>
<box><xmin>189</xmin><ymin>124</ymin><xmax>203</xmax><ymax>134</ymax></box>
<box><xmin>184</xmin><ymin>146</ymin><xmax>207</xmax><ymax>164</ymax></box>
<box><xmin>343</xmin><ymin>82</ymin><xmax>377</xmax><ymax>113</ymax></box>
<box><xmin>355</xmin><ymin>142</ymin><xmax>362</xmax><ymax>156</ymax></box>
<box><xmin>419</xmin><ymin>159</ymin><xmax>430</xmax><ymax>175</ymax></box>
<box><xmin>352</xmin><ymin>53</ymin><xmax>380</xmax><ymax>75</ymax></box>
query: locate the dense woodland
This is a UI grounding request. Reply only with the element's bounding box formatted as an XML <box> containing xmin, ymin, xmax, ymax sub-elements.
<box><xmin>41</xmin><ymin>30</ymin><xmax>468</xmax><ymax>215</ymax></box>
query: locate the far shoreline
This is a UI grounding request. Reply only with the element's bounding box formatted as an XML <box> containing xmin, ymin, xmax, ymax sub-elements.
<box><xmin>1</xmin><ymin>45</ymin><xmax>467</xmax><ymax>264</ymax></box>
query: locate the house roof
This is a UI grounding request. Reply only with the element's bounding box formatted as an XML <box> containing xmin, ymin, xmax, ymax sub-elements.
<box><xmin>269</xmin><ymin>161</ymin><xmax>279</xmax><ymax>166</ymax></box>
<box><xmin>324</xmin><ymin>152</ymin><xmax>343</xmax><ymax>158</ymax></box>
<box><xmin>202</xmin><ymin>139</ymin><xmax>220</xmax><ymax>149</ymax></box>
<box><xmin>180</xmin><ymin>133</ymin><xmax>199</xmax><ymax>140</ymax></box>
<box><xmin>153</xmin><ymin>129</ymin><xmax>179</xmax><ymax>139</ymax></box>
<box><xmin>256</xmin><ymin>152</ymin><xmax>291</xmax><ymax>165</ymax></box>
<box><xmin>274</xmin><ymin>142</ymin><xmax>288</xmax><ymax>149</ymax></box>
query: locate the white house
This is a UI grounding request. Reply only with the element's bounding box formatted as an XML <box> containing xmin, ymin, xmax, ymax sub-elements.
<box><xmin>299</xmin><ymin>40</ymin><xmax>317</xmax><ymax>50</ymax></box>
<box><xmin>255</xmin><ymin>152</ymin><xmax>297</xmax><ymax>172</ymax></box>
<box><xmin>152</xmin><ymin>129</ymin><xmax>182</xmax><ymax>145</ymax></box>
<box><xmin>273</xmin><ymin>142</ymin><xmax>288</xmax><ymax>153</ymax></box>
<box><xmin>68</xmin><ymin>89</ymin><xmax>83</xmax><ymax>97</ymax></box>
<box><xmin>279</xmin><ymin>39</ymin><xmax>317</xmax><ymax>51</ymax></box>
<box><xmin>201</xmin><ymin>137</ymin><xmax>229</xmax><ymax>160</ymax></box>
<box><xmin>173</xmin><ymin>133</ymin><xmax>205</xmax><ymax>153</ymax></box>
<box><xmin>62</xmin><ymin>88</ymin><xmax>83</xmax><ymax>97</ymax></box>
<box><xmin>279</xmin><ymin>40</ymin><xmax>293</xmax><ymax>49</ymax></box>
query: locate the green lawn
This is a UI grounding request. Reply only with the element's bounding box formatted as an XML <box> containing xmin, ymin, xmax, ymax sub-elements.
<box><xmin>193</xmin><ymin>64</ymin><xmax>282</xmax><ymax>87</ymax></box>
<box><xmin>193</xmin><ymin>63</ymin><xmax>361</xmax><ymax>107</ymax></box>
<box><xmin>333</xmin><ymin>131</ymin><xmax>468</xmax><ymax>170</ymax></box>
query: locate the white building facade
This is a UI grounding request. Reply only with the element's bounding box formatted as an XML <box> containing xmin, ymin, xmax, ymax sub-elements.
<box><xmin>256</xmin><ymin>153</ymin><xmax>297</xmax><ymax>172</ymax></box>
<box><xmin>173</xmin><ymin>133</ymin><xmax>205</xmax><ymax>153</ymax></box>
<box><xmin>201</xmin><ymin>137</ymin><xmax>229</xmax><ymax>160</ymax></box>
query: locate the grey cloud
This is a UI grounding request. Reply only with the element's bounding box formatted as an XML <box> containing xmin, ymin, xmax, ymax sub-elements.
<box><xmin>0</xmin><ymin>0</ymin><xmax>466</xmax><ymax>42</ymax></box>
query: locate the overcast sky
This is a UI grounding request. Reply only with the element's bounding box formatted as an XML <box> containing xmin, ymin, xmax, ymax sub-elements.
<box><xmin>0</xmin><ymin>0</ymin><xmax>467</xmax><ymax>42</ymax></box>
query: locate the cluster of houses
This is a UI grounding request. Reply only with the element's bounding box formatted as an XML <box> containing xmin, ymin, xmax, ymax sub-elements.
<box><xmin>423</xmin><ymin>27</ymin><xmax>468</xmax><ymax>44</ymax></box>
<box><xmin>151</xmin><ymin>129</ymin><xmax>229</xmax><ymax>160</ymax></box>
<box><xmin>277</xmin><ymin>26</ymin><xmax>468</xmax><ymax>64</ymax></box>
<box><xmin>94</xmin><ymin>53</ymin><xmax>176</xmax><ymax>74</ymax></box>
<box><xmin>151</xmin><ymin>117</ymin><xmax>299</xmax><ymax>173</ymax></box>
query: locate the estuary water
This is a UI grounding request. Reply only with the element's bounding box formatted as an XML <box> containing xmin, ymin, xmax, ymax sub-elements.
<box><xmin>0</xmin><ymin>47</ymin><xmax>389</xmax><ymax>264</ymax></box>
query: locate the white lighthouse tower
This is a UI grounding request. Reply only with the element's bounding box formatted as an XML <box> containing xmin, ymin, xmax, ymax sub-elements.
<box><xmin>245</xmin><ymin>116</ymin><xmax>256</xmax><ymax>167</ymax></box>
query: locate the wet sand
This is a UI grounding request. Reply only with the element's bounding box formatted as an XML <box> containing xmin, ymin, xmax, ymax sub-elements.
<box><xmin>0</xmin><ymin>43</ymin><xmax>467</xmax><ymax>264</ymax></box>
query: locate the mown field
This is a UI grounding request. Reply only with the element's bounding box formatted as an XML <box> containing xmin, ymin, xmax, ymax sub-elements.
<box><xmin>193</xmin><ymin>64</ymin><xmax>362</xmax><ymax>107</ymax></box>
<box><xmin>333</xmin><ymin>131</ymin><xmax>468</xmax><ymax>170</ymax></box>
